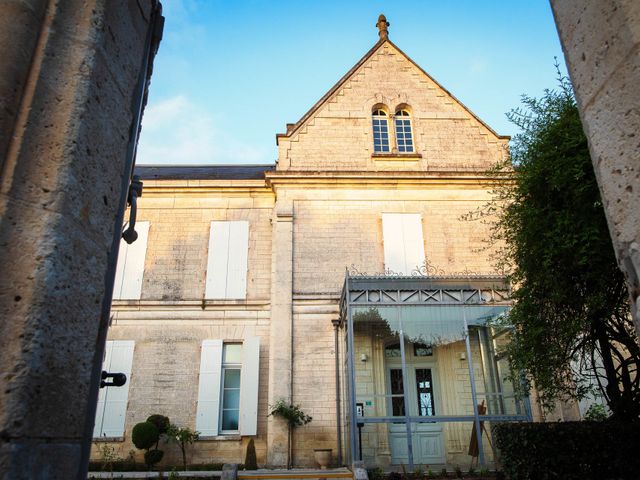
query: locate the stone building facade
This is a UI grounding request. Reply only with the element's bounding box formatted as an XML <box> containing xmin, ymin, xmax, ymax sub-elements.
<box><xmin>92</xmin><ymin>21</ymin><xmax>538</xmax><ymax>470</ymax></box>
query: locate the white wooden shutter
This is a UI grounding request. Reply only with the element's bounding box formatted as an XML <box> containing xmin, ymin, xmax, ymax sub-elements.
<box><xmin>205</xmin><ymin>222</ymin><xmax>230</xmax><ymax>298</ymax></box>
<box><xmin>226</xmin><ymin>221</ymin><xmax>249</xmax><ymax>299</ymax></box>
<box><xmin>383</xmin><ymin>214</ymin><xmax>407</xmax><ymax>273</ymax></box>
<box><xmin>205</xmin><ymin>221</ymin><xmax>249</xmax><ymax>299</ymax></box>
<box><xmin>93</xmin><ymin>341</ymin><xmax>113</xmax><ymax>437</ymax></box>
<box><xmin>114</xmin><ymin>221</ymin><xmax>150</xmax><ymax>299</ymax></box>
<box><xmin>382</xmin><ymin>214</ymin><xmax>425</xmax><ymax>274</ymax></box>
<box><xmin>196</xmin><ymin>340</ymin><xmax>223</xmax><ymax>436</ymax></box>
<box><xmin>100</xmin><ymin>340</ymin><xmax>134</xmax><ymax>437</ymax></box>
<box><xmin>239</xmin><ymin>337</ymin><xmax>260</xmax><ymax>436</ymax></box>
<box><xmin>402</xmin><ymin>214</ymin><xmax>426</xmax><ymax>273</ymax></box>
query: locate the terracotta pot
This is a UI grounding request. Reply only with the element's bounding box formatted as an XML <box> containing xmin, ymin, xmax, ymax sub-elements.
<box><xmin>313</xmin><ymin>448</ymin><xmax>332</xmax><ymax>469</ymax></box>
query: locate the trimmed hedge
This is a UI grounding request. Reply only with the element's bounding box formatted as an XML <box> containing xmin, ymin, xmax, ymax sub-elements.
<box><xmin>131</xmin><ymin>421</ymin><xmax>159</xmax><ymax>450</ymax></box>
<box><xmin>492</xmin><ymin>421</ymin><xmax>640</xmax><ymax>480</ymax></box>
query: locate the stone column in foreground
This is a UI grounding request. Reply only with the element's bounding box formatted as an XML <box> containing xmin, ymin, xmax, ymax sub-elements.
<box><xmin>550</xmin><ymin>0</ymin><xmax>640</xmax><ymax>332</ymax></box>
<box><xmin>0</xmin><ymin>1</ymin><xmax>159</xmax><ymax>478</ymax></box>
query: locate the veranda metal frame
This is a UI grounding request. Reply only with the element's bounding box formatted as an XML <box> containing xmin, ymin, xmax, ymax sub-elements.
<box><xmin>339</xmin><ymin>271</ymin><xmax>532</xmax><ymax>469</ymax></box>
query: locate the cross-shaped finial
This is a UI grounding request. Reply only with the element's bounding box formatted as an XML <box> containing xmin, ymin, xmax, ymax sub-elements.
<box><xmin>377</xmin><ymin>14</ymin><xmax>390</xmax><ymax>39</ymax></box>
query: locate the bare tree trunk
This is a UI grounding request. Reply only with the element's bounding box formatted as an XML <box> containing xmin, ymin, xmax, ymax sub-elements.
<box><xmin>593</xmin><ymin>317</ymin><xmax>623</xmax><ymax>417</ymax></box>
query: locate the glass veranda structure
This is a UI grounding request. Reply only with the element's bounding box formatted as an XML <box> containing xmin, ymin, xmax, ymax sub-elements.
<box><xmin>339</xmin><ymin>274</ymin><xmax>531</xmax><ymax>470</ymax></box>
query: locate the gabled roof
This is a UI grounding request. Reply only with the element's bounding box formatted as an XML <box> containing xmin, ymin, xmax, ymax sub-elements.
<box><xmin>276</xmin><ymin>38</ymin><xmax>509</xmax><ymax>145</ymax></box>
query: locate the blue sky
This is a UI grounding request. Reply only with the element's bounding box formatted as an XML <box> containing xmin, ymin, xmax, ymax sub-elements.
<box><xmin>137</xmin><ymin>1</ymin><xmax>567</xmax><ymax>165</ymax></box>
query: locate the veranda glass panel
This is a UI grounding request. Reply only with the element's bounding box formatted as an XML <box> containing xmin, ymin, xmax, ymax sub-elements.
<box><xmin>352</xmin><ymin>307</ymin><xmax>400</xmax><ymax>420</ymax></box>
<box><xmin>464</xmin><ymin>306</ymin><xmax>527</xmax><ymax>417</ymax></box>
<box><xmin>398</xmin><ymin>306</ymin><xmax>475</xmax><ymax>416</ymax></box>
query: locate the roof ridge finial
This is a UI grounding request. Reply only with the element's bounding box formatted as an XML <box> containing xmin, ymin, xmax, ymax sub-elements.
<box><xmin>377</xmin><ymin>14</ymin><xmax>389</xmax><ymax>40</ymax></box>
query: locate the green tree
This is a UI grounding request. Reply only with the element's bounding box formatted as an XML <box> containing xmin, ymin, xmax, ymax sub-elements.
<box><xmin>269</xmin><ymin>400</ymin><xmax>312</xmax><ymax>469</ymax></box>
<box><xmin>165</xmin><ymin>424</ymin><xmax>199</xmax><ymax>471</ymax></box>
<box><xmin>487</xmin><ymin>69</ymin><xmax>640</xmax><ymax>421</ymax></box>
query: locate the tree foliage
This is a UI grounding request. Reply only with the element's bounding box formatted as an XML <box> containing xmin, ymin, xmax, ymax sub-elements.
<box><xmin>488</xmin><ymin>69</ymin><xmax>640</xmax><ymax>421</ymax></box>
<box><xmin>165</xmin><ymin>423</ymin><xmax>199</xmax><ymax>471</ymax></box>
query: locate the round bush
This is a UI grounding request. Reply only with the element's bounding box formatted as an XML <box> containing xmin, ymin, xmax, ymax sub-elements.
<box><xmin>144</xmin><ymin>449</ymin><xmax>164</xmax><ymax>467</ymax></box>
<box><xmin>132</xmin><ymin>421</ymin><xmax>159</xmax><ymax>450</ymax></box>
<box><xmin>146</xmin><ymin>414</ymin><xmax>170</xmax><ymax>434</ymax></box>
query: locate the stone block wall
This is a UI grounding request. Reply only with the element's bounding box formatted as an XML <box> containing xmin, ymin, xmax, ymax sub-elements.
<box><xmin>96</xmin><ymin>318</ymin><xmax>271</xmax><ymax>467</ymax></box>
<box><xmin>277</xmin><ymin>42</ymin><xmax>508</xmax><ymax>172</ymax></box>
<box><xmin>291</xmin><ymin>188</ymin><xmax>500</xmax><ymax>295</ymax></box>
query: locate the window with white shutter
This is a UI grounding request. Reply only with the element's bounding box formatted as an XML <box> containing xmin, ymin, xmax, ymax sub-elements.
<box><xmin>93</xmin><ymin>340</ymin><xmax>135</xmax><ymax>438</ymax></box>
<box><xmin>382</xmin><ymin>213</ymin><xmax>426</xmax><ymax>274</ymax></box>
<box><xmin>195</xmin><ymin>337</ymin><xmax>260</xmax><ymax>437</ymax></box>
<box><xmin>113</xmin><ymin>221</ymin><xmax>150</xmax><ymax>300</ymax></box>
<box><xmin>205</xmin><ymin>221</ymin><xmax>249</xmax><ymax>299</ymax></box>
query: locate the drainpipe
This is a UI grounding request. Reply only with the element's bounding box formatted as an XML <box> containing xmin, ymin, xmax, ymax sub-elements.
<box><xmin>332</xmin><ymin>318</ymin><xmax>343</xmax><ymax>466</ymax></box>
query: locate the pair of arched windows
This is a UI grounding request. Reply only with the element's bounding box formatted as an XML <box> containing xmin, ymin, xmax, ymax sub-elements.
<box><xmin>372</xmin><ymin>108</ymin><xmax>414</xmax><ymax>153</ymax></box>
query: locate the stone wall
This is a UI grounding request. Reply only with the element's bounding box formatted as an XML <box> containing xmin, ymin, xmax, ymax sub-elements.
<box><xmin>95</xmin><ymin>181</ymin><xmax>274</xmax><ymax>466</ymax></box>
<box><xmin>290</xmin><ymin>188</ymin><xmax>500</xmax><ymax>295</ymax></box>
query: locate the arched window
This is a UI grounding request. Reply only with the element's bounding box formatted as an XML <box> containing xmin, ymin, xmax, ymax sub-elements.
<box><xmin>394</xmin><ymin>109</ymin><xmax>414</xmax><ymax>153</ymax></box>
<box><xmin>372</xmin><ymin>109</ymin><xmax>390</xmax><ymax>153</ymax></box>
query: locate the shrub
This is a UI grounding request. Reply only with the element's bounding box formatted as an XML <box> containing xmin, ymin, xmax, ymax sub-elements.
<box><xmin>583</xmin><ymin>403</ymin><xmax>608</xmax><ymax>421</ymax></box>
<box><xmin>132</xmin><ymin>422</ymin><xmax>159</xmax><ymax>450</ymax></box>
<box><xmin>244</xmin><ymin>438</ymin><xmax>258</xmax><ymax>470</ymax></box>
<box><xmin>269</xmin><ymin>399</ymin><xmax>312</xmax><ymax>426</ymax></box>
<box><xmin>147</xmin><ymin>414</ymin><xmax>170</xmax><ymax>434</ymax></box>
<box><xmin>493</xmin><ymin>421</ymin><xmax>640</xmax><ymax>479</ymax></box>
<box><xmin>144</xmin><ymin>449</ymin><xmax>164</xmax><ymax>468</ymax></box>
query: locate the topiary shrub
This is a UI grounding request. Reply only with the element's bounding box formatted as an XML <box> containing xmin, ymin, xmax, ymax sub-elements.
<box><xmin>244</xmin><ymin>438</ymin><xmax>257</xmax><ymax>470</ymax></box>
<box><xmin>132</xmin><ymin>421</ymin><xmax>159</xmax><ymax>450</ymax></box>
<box><xmin>146</xmin><ymin>414</ymin><xmax>170</xmax><ymax>434</ymax></box>
<box><xmin>143</xmin><ymin>449</ymin><xmax>164</xmax><ymax>468</ymax></box>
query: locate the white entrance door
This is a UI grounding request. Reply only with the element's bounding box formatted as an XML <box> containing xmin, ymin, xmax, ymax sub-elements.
<box><xmin>387</xmin><ymin>365</ymin><xmax>445</xmax><ymax>465</ymax></box>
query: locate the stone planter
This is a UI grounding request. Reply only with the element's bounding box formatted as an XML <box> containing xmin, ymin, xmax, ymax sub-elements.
<box><xmin>313</xmin><ymin>448</ymin><xmax>332</xmax><ymax>469</ymax></box>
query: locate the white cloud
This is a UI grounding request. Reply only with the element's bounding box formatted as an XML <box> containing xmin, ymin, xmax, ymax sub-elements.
<box><xmin>136</xmin><ymin>95</ymin><xmax>267</xmax><ymax>165</ymax></box>
<box><xmin>469</xmin><ymin>57</ymin><xmax>488</xmax><ymax>75</ymax></box>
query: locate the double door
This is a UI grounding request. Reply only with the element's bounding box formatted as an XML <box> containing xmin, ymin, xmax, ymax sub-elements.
<box><xmin>387</xmin><ymin>365</ymin><xmax>445</xmax><ymax>465</ymax></box>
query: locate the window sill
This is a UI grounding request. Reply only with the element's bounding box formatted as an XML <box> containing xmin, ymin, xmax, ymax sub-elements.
<box><xmin>198</xmin><ymin>434</ymin><xmax>242</xmax><ymax>442</ymax></box>
<box><xmin>93</xmin><ymin>436</ymin><xmax>124</xmax><ymax>442</ymax></box>
<box><xmin>372</xmin><ymin>153</ymin><xmax>422</xmax><ymax>160</ymax></box>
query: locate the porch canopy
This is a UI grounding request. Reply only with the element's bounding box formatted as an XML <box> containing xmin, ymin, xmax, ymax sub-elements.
<box><xmin>339</xmin><ymin>273</ymin><xmax>531</xmax><ymax>470</ymax></box>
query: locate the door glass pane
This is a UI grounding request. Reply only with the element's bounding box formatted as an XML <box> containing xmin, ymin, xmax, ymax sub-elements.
<box><xmin>385</xmin><ymin>343</ymin><xmax>401</xmax><ymax>357</ymax></box>
<box><xmin>390</xmin><ymin>368</ymin><xmax>405</xmax><ymax>416</ymax></box>
<box><xmin>414</xmin><ymin>343</ymin><xmax>433</xmax><ymax>357</ymax></box>
<box><xmin>416</xmin><ymin>368</ymin><xmax>435</xmax><ymax>416</ymax></box>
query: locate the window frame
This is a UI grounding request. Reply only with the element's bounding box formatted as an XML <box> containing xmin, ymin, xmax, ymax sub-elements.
<box><xmin>195</xmin><ymin>337</ymin><xmax>260</xmax><ymax>438</ymax></box>
<box><xmin>394</xmin><ymin>108</ymin><xmax>415</xmax><ymax>153</ymax></box>
<box><xmin>372</xmin><ymin>108</ymin><xmax>391</xmax><ymax>153</ymax></box>
<box><xmin>219</xmin><ymin>343</ymin><xmax>242</xmax><ymax>434</ymax></box>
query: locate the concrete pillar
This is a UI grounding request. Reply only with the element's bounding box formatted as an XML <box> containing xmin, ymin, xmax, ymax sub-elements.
<box><xmin>0</xmin><ymin>1</ymin><xmax>157</xmax><ymax>478</ymax></box>
<box><xmin>550</xmin><ymin>0</ymin><xmax>640</xmax><ymax>332</ymax></box>
<box><xmin>267</xmin><ymin>201</ymin><xmax>294</xmax><ymax>467</ymax></box>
